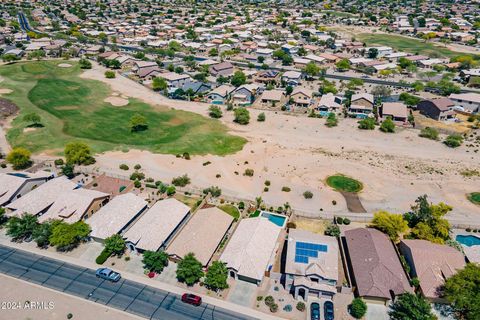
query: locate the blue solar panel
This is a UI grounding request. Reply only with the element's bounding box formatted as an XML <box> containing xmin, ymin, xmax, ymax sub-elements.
<box><xmin>294</xmin><ymin>242</ymin><xmax>328</xmax><ymax>264</ymax></box>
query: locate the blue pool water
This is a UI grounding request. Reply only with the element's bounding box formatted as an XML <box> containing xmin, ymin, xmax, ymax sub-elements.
<box><xmin>261</xmin><ymin>212</ymin><xmax>286</xmax><ymax>227</ymax></box>
<box><xmin>456</xmin><ymin>234</ymin><xmax>480</xmax><ymax>247</ymax></box>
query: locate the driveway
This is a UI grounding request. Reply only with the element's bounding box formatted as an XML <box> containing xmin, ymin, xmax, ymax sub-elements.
<box><xmin>227</xmin><ymin>280</ymin><xmax>257</xmax><ymax>307</ymax></box>
<box><xmin>366</xmin><ymin>303</ymin><xmax>389</xmax><ymax>320</ymax></box>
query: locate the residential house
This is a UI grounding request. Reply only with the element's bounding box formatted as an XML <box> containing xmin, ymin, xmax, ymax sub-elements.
<box><xmin>380</xmin><ymin>102</ymin><xmax>409</xmax><ymax>123</ymax></box>
<box><xmin>220</xmin><ymin>217</ymin><xmax>282</xmax><ymax>285</ymax></box>
<box><xmin>348</xmin><ymin>93</ymin><xmax>374</xmax><ymax>118</ymax></box>
<box><xmin>344</xmin><ymin>228</ymin><xmax>413</xmax><ymax>303</ymax></box>
<box><xmin>417</xmin><ymin>98</ymin><xmax>456</xmax><ymax>120</ymax></box>
<box><xmin>448</xmin><ymin>93</ymin><xmax>480</xmax><ymax>113</ymax></box>
<box><xmin>231</xmin><ymin>84</ymin><xmax>263</xmax><ymax>106</ymax></box>
<box><xmin>315</xmin><ymin>93</ymin><xmax>343</xmax><ymax>116</ymax></box>
<box><xmin>6</xmin><ymin>177</ymin><xmax>78</xmax><ymax>217</ymax></box>
<box><xmin>0</xmin><ymin>171</ymin><xmax>54</xmax><ymax>206</ymax></box>
<box><xmin>256</xmin><ymin>70</ymin><xmax>280</xmax><ymax>84</ymax></box>
<box><xmin>88</xmin><ymin>193</ymin><xmax>148</xmax><ymax>242</ymax></box>
<box><xmin>124</xmin><ymin>198</ymin><xmax>191</xmax><ymax>252</ymax></box>
<box><xmin>282</xmin><ymin>71</ymin><xmax>302</xmax><ymax>86</ymax></box>
<box><xmin>284</xmin><ymin>230</ymin><xmax>338</xmax><ymax>301</ymax></box>
<box><xmin>38</xmin><ymin>189</ymin><xmax>110</xmax><ymax>223</ymax></box>
<box><xmin>207</xmin><ymin>85</ymin><xmax>235</xmax><ymax>104</ymax></box>
<box><xmin>291</xmin><ymin>87</ymin><xmax>313</xmax><ymax>108</ymax></box>
<box><xmin>160</xmin><ymin>72</ymin><xmax>192</xmax><ymax>90</ymax></box>
<box><xmin>259</xmin><ymin>90</ymin><xmax>284</xmax><ymax>106</ymax></box>
<box><xmin>181</xmin><ymin>81</ymin><xmax>211</xmax><ymax>96</ymax></box>
<box><xmin>399</xmin><ymin>240</ymin><xmax>466</xmax><ymax>302</ymax></box>
<box><xmin>209</xmin><ymin>62</ymin><xmax>234</xmax><ymax>77</ymax></box>
<box><xmin>166</xmin><ymin>206</ymin><xmax>234</xmax><ymax>266</ymax></box>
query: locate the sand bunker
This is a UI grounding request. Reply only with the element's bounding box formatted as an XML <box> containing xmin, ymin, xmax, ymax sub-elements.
<box><xmin>0</xmin><ymin>89</ymin><xmax>13</xmax><ymax>95</ymax></box>
<box><xmin>104</xmin><ymin>96</ymin><xmax>128</xmax><ymax>107</ymax></box>
<box><xmin>23</xmin><ymin>127</ymin><xmax>37</xmax><ymax>133</ymax></box>
<box><xmin>55</xmin><ymin>106</ymin><xmax>79</xmax><ymax>110</ymax></box>
<box><xmin>58</xmin><ymin>63</ymin><xmax>72</xmax><ymax>68</ymax></box>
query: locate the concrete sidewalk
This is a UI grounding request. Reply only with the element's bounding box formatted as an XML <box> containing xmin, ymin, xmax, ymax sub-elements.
<box><xmin>0</xmin><ymin>235</ymin><xmax>284</xmax><ymax>320</ymax></box>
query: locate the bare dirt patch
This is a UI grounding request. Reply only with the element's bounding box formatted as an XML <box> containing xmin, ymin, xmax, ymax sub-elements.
<box><xmin>0</xmin><ymin>98</ymin><xmax>19</xmax><ymax>117</ymax></box>
<box><xmin>58</xmin><ymin>63</ymin><xmax>72</xmax><ymax>68</ymax></box>
<box><xmin>0</xmin><ymin>88</ymin><xmax>13</xmax><ymax>95</ymax></box>
<box><xmin>23</xmin><ymin>127</ymin><xmax>38</xmax><ymax>133</ymax></box>
<box><xmin>104</xmin><ymin>96</ymin><xmax>129</xmax><ymax>107</ymax></box>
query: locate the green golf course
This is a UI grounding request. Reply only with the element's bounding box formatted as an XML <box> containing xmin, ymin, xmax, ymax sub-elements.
<box><xmin>0</xmin><ymin>60</ymin><xmax>246</xmax><ymax>156</ymax></box>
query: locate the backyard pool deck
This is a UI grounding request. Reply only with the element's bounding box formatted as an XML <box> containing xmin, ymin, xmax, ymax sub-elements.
<box><xmin>452</xmin><ymin>229</ymin><xmax>480</xmax><ymax>263</ymax></box>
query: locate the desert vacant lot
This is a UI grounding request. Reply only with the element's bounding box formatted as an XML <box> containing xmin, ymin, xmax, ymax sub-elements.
<box><xmin>357</xmin><ymin>33</ymin><xmax>474</xmax><ymax>59</ymax></box>
<box><xmin>0</xmin><ymin>60</ymin><xmax>245</xmax><ymax>155</ymax></box>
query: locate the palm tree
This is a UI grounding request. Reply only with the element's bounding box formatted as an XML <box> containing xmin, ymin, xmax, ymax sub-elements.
<box><xmin>255</xmin><ymin>196</ymin><xmax>263</xmax><ymax>208</ymax></box>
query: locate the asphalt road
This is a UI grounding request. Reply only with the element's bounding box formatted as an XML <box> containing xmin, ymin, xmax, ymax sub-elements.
<box><xmin>0</xmin><ymin>245</ymin><xmax>257</xmax><ymax>320</ymax></box>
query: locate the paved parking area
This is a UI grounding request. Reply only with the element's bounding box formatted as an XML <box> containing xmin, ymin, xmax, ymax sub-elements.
<box><xmin>0</xmin><ymin>245</ymin><xmax>255</xmax><ymax>320</ymax></box>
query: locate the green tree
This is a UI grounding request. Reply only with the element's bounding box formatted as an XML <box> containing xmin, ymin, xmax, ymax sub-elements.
<box><xmin>371</xmin><ymin>211</ymin><xmax>408</xmax><ymax>241</ymax></box>
<box><xmin>104</xmin><ymin>234</ymin><xmax>126</xmax><ymax>256</ymax></box>
<box><xmin>231</xmin><ymin>71</ymin><xmax>247</xmax><ymax>87</ymax></box>
<box><xmin>444</xmin><ymin>263</ymin><xmax>480</xmax><ymax>320</ymax></box>
<box><xmin>335</xmin><ymin>59</ymin><xmax>350</xmax><ymax>71</ymax></box>
<box><xmin>349</xmin><ymin>298</ymin><xmax>367</xmax><ymax>319</ymax></box>
<box><xmin>419</xmin><ymin>127</ymin><xmax>439</xmax><ymax>140</ymax></box>
<box><xmin>404</xmin><ymin>195</ymin><xmax>451</xmax><ymax>244</ymax></box>
<box><xmin>152</xmin><ymin>77</ymin><xmax>167</xmax><ymax>91</ymax></box>
<box><xmin>304</xmin><ymin>62</ymin><xmax>320</xmax><ymax>78</ymax></box>
<box><xmin>129</xmin><ymin>114</ymin><xmax>148</xmax><ymax>132</ymax></box>
<box><xmin>176</xmin><ymin>253</ymin><xmax>204</xmax><ymax>286</ymax></box>
<box><xmin>64</xmin><ymin>142</ymin><xmax>95</xmax><ymax>165</ymax></box>
<box><xmin>33</xmin><ymin>220</ymin><xmax>60</xmax><ymax>248</ymax></box>
<box><xmin>257</xmin><ymin>112</ymin><xmax>266</xmax><ymax>122</ymax></box>
<box><xmin>142</xmin><ymin>250</ymin><xmax>169</xmax><ymax>273</ymax></box>
<box><xmin>358</xmin><ymin>117</ymin><xmax>376</xmax><ymax>130</ymax></box>
<box><xmin>234</xmin><ymin>108</ymin><xmax>250</xmax><ymax>125</ymax></box>
<box><xmin>367</xmin><ymin>48</ymin><xmax>378</xmax><ymax>59</ymax></box>
<box><xmin>325</xmin><ymin>112</ymin><xmax>338</xmax><ymax>127</ymax></box>
<box><xmin>204</xmin><ymin>261</ymin><xmax>229</xmax><ymax>291</ymax></box>
<box><xmin>389</xmin><ymin>293</ymin><xmax>436</xmax><ymax>320</ymax></box>
<box><xmin>28</xmin><ymin>50</ymin><xmax>46</xmax><ymax>61</ymax></box>
<box><xmin>49</xmin><ymin>221</ymin><xmax>90</xmax><ymax>251</ymax></box>
<box><xmin>61</xmin><ymin>164</ymin><xmax>75</xmax><ymax>178</ymax></box>
<box><xmin>7</xmin><ymin>147</ymin><xmax>32</xmax><ymax>170</ymax></box>
<box><xmin>104</xmin><ymin>70</ymin><xmax>115</xmax><ymax>78</ymax></box>
<box><xmin>444</xmin><ymin>134</ymin><xmax>463</xmax><ymax>148</ymax></box>
<box><xmin>79</xmin><ymin>58</ymin><xmax>92</xmax><ymax>69</ymax></box>
<box><xmin>209</xmin><ymin>105</ymin><xmax>223</xmax><ymax>118</ymax></box>
<box><xmin>380</xmin><ymin>117</ymin><xmax>395</xmax><ymax>133</ymax></box>
<box><xmin>399</xmin><ymin>93</ymin><xmax>420</xmax><ymax>106</ymax></box>
<box><xmin>6</xmin><ymin>214</ymin><xmax>38</xmax><ymax>241</ymax></box>
<box><xmin>324</xmin><ymin>223</ymin><xmax>340</xmax><ymax>237</ymax></box>
<box><xmin>23</xmin><ymin>112</ymin><xmax>42</xmax><ymax>127</ymax></box>
<box><xmin>2</xmin><ymin>54</ymin><xmax>20</xmax><ymax>63</ymax></box>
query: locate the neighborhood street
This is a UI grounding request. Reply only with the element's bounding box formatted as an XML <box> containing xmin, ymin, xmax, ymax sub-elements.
<box><xmin>0</xmin><ymin>245</ymin><xmax>257</xmax><ymax>320</ymax></box>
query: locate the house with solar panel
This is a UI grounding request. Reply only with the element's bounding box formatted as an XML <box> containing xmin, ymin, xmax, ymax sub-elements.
<box><xmin>284</xmin><ymin>229</ymin><xmax>339</xmax><ymax>301</ymax></box>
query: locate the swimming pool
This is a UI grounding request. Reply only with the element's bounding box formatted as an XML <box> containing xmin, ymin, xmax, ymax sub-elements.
<box><xmin>456</xmin><ymin>234</ymin><xmax>480</xmax><ymax>247</ymax></box>
<box><xmin>260</xmin><ymin>211</ymin><xmax>287</xmax><ymax>227</ymax></box>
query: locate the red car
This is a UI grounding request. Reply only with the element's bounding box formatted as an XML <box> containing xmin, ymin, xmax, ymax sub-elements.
<box><xmin>181</xmin><ymin>293</ymin><xmax>202</xmax><ymax>306</ymax></box>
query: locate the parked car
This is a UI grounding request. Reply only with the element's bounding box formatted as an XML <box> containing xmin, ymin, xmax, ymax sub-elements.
<box><xmin>310</xmin><ymin>302</ymin><xmax>320</xmax><ymax>320</ymax></box>
<box><xmin>95</xmin><ymin>268</ymin><xmax>121</xmax><ymax>282</ymax></box>
<box><xmin>181</xmin><ymin>293</ymin><xmax>202</xmax><ymax>306</ymax></box>
<box><xmin>324</xmin><ymin>300</ymin><xmax>334</xmax><ymax>320</ymax></box>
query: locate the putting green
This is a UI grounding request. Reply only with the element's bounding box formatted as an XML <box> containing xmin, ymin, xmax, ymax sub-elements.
<box><xmin>0</xmin><ymin>61</ymin><xmax>246</xmax><ymax>156</ymax></box>
<box><xmin>326</xmin><ymin>174</ymin><xmax>363</xmax><ymax>193</ymax></box>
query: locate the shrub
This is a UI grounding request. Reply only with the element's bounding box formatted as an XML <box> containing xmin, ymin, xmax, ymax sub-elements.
<box><xmin>183</xmin><ymin>152</ymin><xmax>190</xmax><ymax>160</ymax></box>
<box><xmin>130</xmin><ymin>171</ymin><xmax>145</xmax><ymax>180</ymax></box>
<box><xmin>264</xmin><ymin>187</ymin><xmax>269</xmax><ymax>192</ymax></box>
<box><xmin>269</xmin><ymin>303</ymin><xmax>278</xmax><ymax>313</ymax></box>
<box><xmin>332</xmin><ymin>200</ymin><xmax>337</xmax><ymax>205</ymax></box>
<box><xmin>166</xmin><ymin>185</ymin><xmax>176</xmax><ymax>196</ymax></box>
<box><xmin>67</xmin><ymin>313</ymin><xmax>73</xmax><ymax>319</ymax></box>
<box><xmin>296</xmin><ymin>302</ymin><xmax>306</xmax><ymax>312</ymax></box>
<box><xmin>96</xmin><ymin>249</ymin><xmax>111</xmax><ymax>264</ymax></box>
<box><xmin>7</xmin><ymin>147</ymin><xmax>32</xmax><ymax>170</ymax></box>
<box><xmin>171</xmin><ymin>174</ymin><xmax>191</xmax><ymax>187</ymax></box>
<box><xmin>209</xmin><ymin>105</ymin><xmax>223</xmax><ymax>118</ymax></box>
<box><xmin>134</xmin><ymin>164</ymin><xmax>141</xmax><ymax>170</ymax></box>
<box><xmin>444</xmin><ymin>134</ymin><xmax>464</xmax><ymax>148</ymax></box>
<box><xmin>325</xmin><ymin>224</ymin><xmax>341</xmax><ymax>237</ymax></box>
<box><xmin>264</xmin><ymin>296</ymin><xmax>274</xmax><ymax>306</ymax></box>
<box><xmin>303</xmin><ymin>191</ymin><xmax>313</xmax><ymax>199</ymax></box>
<box><xmin>379</xmin><ymin>117</ymin><xmax>395</xmax><ymax>133</ymax></box>
<box><xmin>349</xmin><ymin>298</ymin><xmax>367</xmax><ymax>319</ymax></box>
<box><xmin>358</xmin><ymin>117</ymin><xmax>376</xmax><ymax>130</ymax></box>
<box><xmin>238</xmin><ymin>202</ymin><xmax>245</xmax><ymax>210</ymax></box>
<box><xmin>256</xmin><ymin>296</ymin><xmax>263</xmax><ymax>301</ymax></box>
<box><xmin>281</xmin><ymin>186</ymin><xmax>291</xmax><ymax>192</ymax></box>
<box><xmin>343</xmin><ymin>218</ymin><xmax>351</xmax><ymax>225</ymax></box>
<box><xmin>419</xmin><ymin>127</ymin><xmax>439</xmax><ymax>140</ymax></box>
<box><xmin>264</xmin><ymin>180</ymin><xmax>271</xmax><ymax>186</ymax></box>
<box><xmin>105</xmin><ymin>70</ymin><xmax>115</xmax><ymax>78</ymax></box>
<box><xmin>234</xmin><ymin>108</ymin><xmax>250</xmax><ymax>125</ymax></box>
<box><xmin>286</xmin><ymin>222</ymin><xmax>297</xmax><ymax>229</ymax></box>
<box><xmin>244</xmin><ymin>168</ymin><xmax>254</xmax><ymax>176</ymax></box>
<box><xmin>257</xmin><ymin>112</ymin><xmax>266</xmax><ymax>122</ymax></box>
<box><xmin>54</xmin><ymin>158</ymin><xmax>64</xmax><ymax>166</ymax></box>
<box><xmin>119</xmin><ymin>164</ymin><xmax>129</xmax><ymax>170</ymax></box>
<box><xmin>203</xmin><ymin>186</ymin><xmax>222</xmax><ymax>197</ymax></box>
<box><xmin>134</xmin><ymin>180</ymin><xmax>141</xmax><ymax>188</ymax></box>
<box><xmin>325</xmin><ymin>112</ymin><xmax>338</xmax><ymax>127</ymax></box>
<box><xmin>64</xmin><ymin>142</ymin><xmax>95</xmax><ymax>165</ymax></box>
<box><xmin>336</xmin><ymin>217</ymin><xmax>344</xmax><ymax>224</ymax></box>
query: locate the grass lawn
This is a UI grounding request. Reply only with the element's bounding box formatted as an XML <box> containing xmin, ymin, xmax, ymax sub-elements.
<box><xmin>326</xmin><ymin>174</ymin><xmax>363</xmax><ymax>193</ymax></box>
<box><xmin>249</xmin><ymin>209</ymin><xmax>261</xmax><ymax>217</ymax></box>
<box><xmin>219</xmin><ymin>204</ymin><xmax>240</xmax><ymax>220</ymax></box>
<box><xmin>0</xmin><ymin>60</ymin><xmax>246</xmax><ymax>156</ymax></box>
<box><xmin>174</xmin><ymin>194</ymin><xmax>201</xmax><ymax>210</ymax></box>
<box><xmin>468</xmin><ymin>192</ymin><xmax>480</xmax><ymax>205</ymax></box>
<box><xmin>357</xmin><ymin>33</ymin><xmax>476</xmax><ymax>59</ymax></box>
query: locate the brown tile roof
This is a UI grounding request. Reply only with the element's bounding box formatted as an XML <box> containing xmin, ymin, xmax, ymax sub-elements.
<box><xmin>344</xmin><ymin>228</ymin><xmax>413</xmax><ymax>300</ymax></box>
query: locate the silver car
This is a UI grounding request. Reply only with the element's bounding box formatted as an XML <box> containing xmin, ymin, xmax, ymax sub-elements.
<box><xmin>95</xmin><ymin>268</ymin><xmax>121</xmax><ymax>282</ymax></box>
